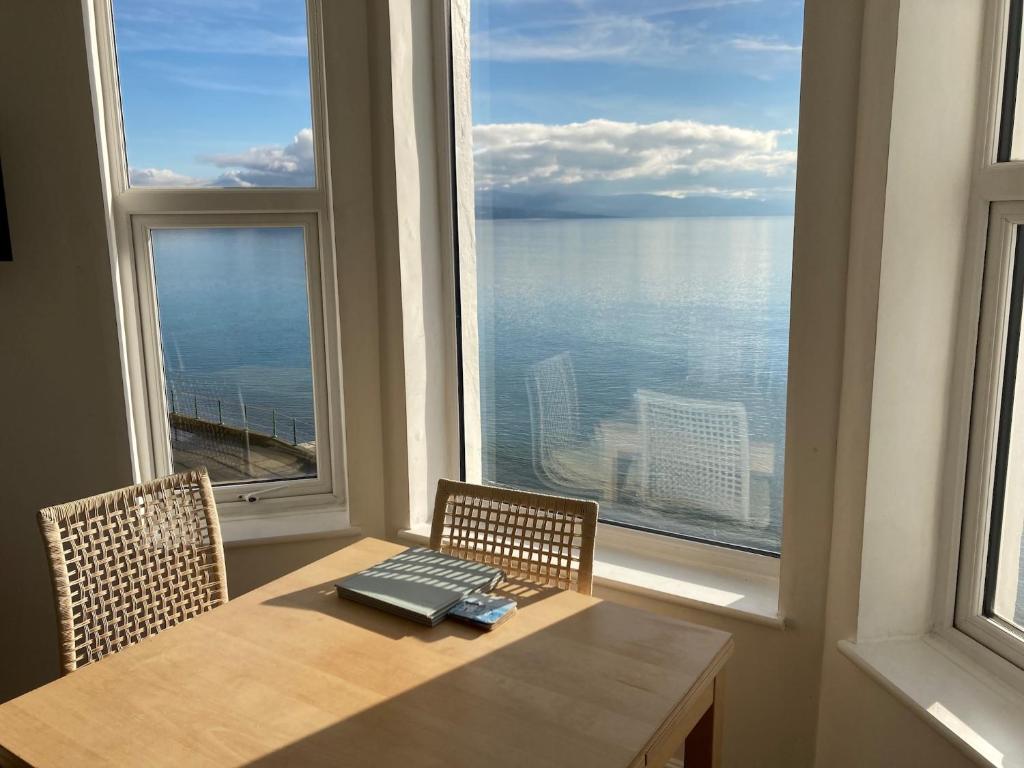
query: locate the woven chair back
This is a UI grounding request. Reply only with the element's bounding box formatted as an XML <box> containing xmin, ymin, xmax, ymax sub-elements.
<box><xmin>430</xmin><ymin>479</ymin><xmax>598</xmax><ymax>595</ymax></box>
<box><xmin>38</xmin><ymin>469</ymin><xmax>228</xmax><ymax>674</ymax></box>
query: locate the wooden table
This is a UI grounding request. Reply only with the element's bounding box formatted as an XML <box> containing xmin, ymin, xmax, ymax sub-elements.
<box><xmin>0</xmin><ymin>538</ymin><xmax>732</xmax><ymax>767</ymax></box>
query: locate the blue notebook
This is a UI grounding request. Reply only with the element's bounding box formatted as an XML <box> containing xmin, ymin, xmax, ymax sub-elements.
<box><xmin>335</xmin><ymin>547</ymin><xmax>505</xmax><ymax>626</ymax></box>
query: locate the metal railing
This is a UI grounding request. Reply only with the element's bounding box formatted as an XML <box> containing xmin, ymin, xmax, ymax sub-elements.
<box><xmin>167</xmin><ymin>388</ymin><xmax>314</xmax><ymax>446</ymax></box>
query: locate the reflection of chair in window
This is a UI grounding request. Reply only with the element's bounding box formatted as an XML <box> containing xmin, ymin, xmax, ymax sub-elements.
<box><xmin>634</xmin><ymin>390</ymin><xmax>751</xmax><ymax>521</ymax></box>
<box><xmin>526</xmin><ymin>352</ymin><xmax>609</xmax><ymax>498</ymax></box>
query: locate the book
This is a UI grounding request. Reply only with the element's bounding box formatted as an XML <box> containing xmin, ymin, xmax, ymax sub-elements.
<box><xmin>335</xmin><ymin>547</ymin><xmax>505</xmax><ymax>626</ymax></box>
<box><xmin>447</xmin><ymin>595</ymin><xmax>517</xmax><ymax>631</ymax></box>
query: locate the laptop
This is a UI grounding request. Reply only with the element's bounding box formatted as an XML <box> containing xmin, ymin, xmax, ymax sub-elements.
<box><xmin>335</xmin><ymin>547</ymin><xmax>505</xmax><ymax>626</ymax></box>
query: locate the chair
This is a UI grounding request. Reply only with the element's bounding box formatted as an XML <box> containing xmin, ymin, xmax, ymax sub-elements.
<box><xmin>526</xmin><ymin>352</ymin><xmax>609</xmax><ymax>496</ymax></box>
<box><xmin>430</xmin><ymin>479</ymin><xmax>598</xmax><ymax>594</ymax></box>
<box><xmin>634</xmin><ymin>390</ymin><xmax>751</xmax><ymax>521</ymax></box>
<box><xmin>38</xmin><ymin>469</ymin><xmax>228</xmax><ymax>674</ymax></box>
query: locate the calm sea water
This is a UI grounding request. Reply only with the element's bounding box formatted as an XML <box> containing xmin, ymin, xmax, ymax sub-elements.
<box><xmin>152</xmin><ymin>218</ymin><xmax>1024</xmax><ymax>622</ymax></box>
<box><xmin>476</xmin><ymin>217</ymin><xmax>791</xmax><ymax>553</ymax></box>
<box><xmin>152</xmin><ymin>227</ymin><xmax>316</xmax><ymax>442</ymax></box>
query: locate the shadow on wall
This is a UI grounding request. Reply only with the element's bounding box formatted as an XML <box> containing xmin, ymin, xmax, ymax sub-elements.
<box><xmin>0</xmin><ymin>4</ymin><xmax>136</xmax><ymax>702</ymax></box>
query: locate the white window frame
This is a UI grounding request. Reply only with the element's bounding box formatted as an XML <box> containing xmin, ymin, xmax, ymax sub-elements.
<box><xmin>129</xmin><ymin>213</ymin><xmax>336</xmax><ymax>499</ymax></box>
<box><xmin>955</xmin><ymin>203</ymin><xmax>1024</xmax><ymax>669</ymax></box>
<box><xmin>88</xmin><ymin>0</ymin><xmax>349</xmax><ymax>518</ymax></box>
<box><xmin>440</xmin><ymin>0</ymin><xmax>787</xmax><ymax>564</ymax></box>
<box><xmin>939</xmin><ymin>0</ymin><xmax>1024</xmax><ymax>679</ymax></box>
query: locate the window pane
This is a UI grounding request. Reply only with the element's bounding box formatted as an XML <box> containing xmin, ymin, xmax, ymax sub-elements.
<box><xmin>991</xmin><ymin>517</ymin><xmax>1024</xmax><ymax>630</ymax></box>
<box><xmin>110</xmin><ymin>0</ymin><xmax>315</xmax><ymax>188</ymax></box>
<box><xmin>988</xmin><ymin>228</ymin><xmax>1024</xmax><ymax>630</ymax></box>
<box><xmin>151</xmin><ymin>227</ymin><xmax>317</xmax><ymax>484</ymax></box>
<box><xmin>1001</xmin><ymin>0</ymin><xmax>1024</xmax><ymax>161</ymax></box>
<box><xmin>461</xmin><ymin>0</ymin><xmax>802</xmax><ymax>553</ymax></box>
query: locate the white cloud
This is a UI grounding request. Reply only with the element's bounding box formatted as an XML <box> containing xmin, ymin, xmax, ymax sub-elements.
<box><xmin>129</xmin><ymin>167</ymin><xmax>204</xmax><ymax>187</ymax></box>
<box><xmin>128</xmin><ymin>129</ymin><xmax>314</xmax><ymax>188</ymax></box>
<box><xmin>131</xmin><ymin>119</ymin><xmax>795</xmax><ymax>200</ymax></box>
<box><xmin>473</xmin><ymin>14</ymin><xmax>676</xmax><ymax>64</ymax></box>
<box><xmin>661</xmin><ymin>186</ymin><xmax>769</xmax><ymax>199</ymax></box>
<box><xmin>471</xmin><ymin>1</ymin><xmax>801</xmax><ymax>73</ymax></box>
<box><xmin>472</xmin><ymin>118</ymin><xmax>795</xmax><ymax>198</ymax></box>
<box><xmin>730</xmin><ymin>36</ymin><xmax>801</xmax><ymax>53</ymax></box>
<box><xmin>204</xmin><ymin>129</ymin><xmax>315</xmax><ymax>187</ymax></box>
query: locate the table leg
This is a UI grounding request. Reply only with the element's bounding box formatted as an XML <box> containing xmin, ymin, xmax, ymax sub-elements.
<box><xmin>684</xmin><ymin>674</ymin><xmax>723</xmax><ymax>768</ymax></box>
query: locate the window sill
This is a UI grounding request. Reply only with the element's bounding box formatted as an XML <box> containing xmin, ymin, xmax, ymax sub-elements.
<box><xmin>220</xmin><ymin>504</ymin><xmax>359</xmax><ymax>547</ymax></box>
<box><xmin>839</xmin><ymin>635</ymin><xmax>1024</xmax><ymax>768</ymax></box>
<box><xmin>398</xmin><ymin>522</ymin><xmax>783</xmax><ymax>628</ymax></box>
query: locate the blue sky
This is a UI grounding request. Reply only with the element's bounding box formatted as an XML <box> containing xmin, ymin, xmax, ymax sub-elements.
<box><xmin>470</xmin><ymin>0</ymin><xmax>802</xmax><ymax>134</ymax></box>
<box><xmin>113</xmin><ymin>0</ymin><xmax>803</xmax><ymax>200</ymax></box>
<box><xmin>112</xmin><ymin>0</ymin><xmax>314</xmax><ymax>186</ymax></box>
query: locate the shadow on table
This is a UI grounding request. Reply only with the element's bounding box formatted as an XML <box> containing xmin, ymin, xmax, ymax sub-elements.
<box><xmin>238</xmin><ymin>600</ymin><xmax>707</xmax><ymax>768</ymax></box>
<box><xmin>259</xmin><ymin>575</ymin><xmax>566</xmax><ymax>643</ymax></box>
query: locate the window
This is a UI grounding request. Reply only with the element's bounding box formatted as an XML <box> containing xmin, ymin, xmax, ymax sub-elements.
<box><xmin>450</xmin><ymin>0</ymin><xmax>803</xmax><ymax>554</ymax></box>
<box><xmin>957</xmin><ymin>0</ymin><xmax>1024</xmax><ymax>668</ymax></box>
<box><xmin>139</xmin><ymin>219</ymin><xmax>326</xmax><ymax>486</ymax></box>
<box><xmin>94</xmin><ymin>0</ymin><xmax>345</xmax><ymax>510</ymax></box>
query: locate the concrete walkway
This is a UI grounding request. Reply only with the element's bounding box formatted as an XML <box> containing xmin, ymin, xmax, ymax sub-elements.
<box><xmin>170</xmin><ymin>421</ymin><xmax>317</xmax><ymax>483</ymax></box>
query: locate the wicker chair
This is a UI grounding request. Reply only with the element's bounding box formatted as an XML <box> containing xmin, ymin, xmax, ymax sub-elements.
<box><xmin>634</xmin><ymin>390</ymin><xmax>751</xmax><ymax>521</ymax></box>
<box><xmin>38</xmin><ymin>469</ymin><xmax>228</xmax><ymax>674</ymax></box>
<box><xmin>430</xmin><ymin>479</ymin><xmax>598</xmax><ymax>595</ymax></box>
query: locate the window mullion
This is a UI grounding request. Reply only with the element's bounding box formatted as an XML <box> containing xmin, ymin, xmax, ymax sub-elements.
<box><xmin>116</xmin><ymin>189</ymin><xmax>323</xmax><ymax>218</ymax></box>
<box><xmin>975</xmin><ymin>163</ymin><xmax>1024</xmax><ymax>203</ymax></box>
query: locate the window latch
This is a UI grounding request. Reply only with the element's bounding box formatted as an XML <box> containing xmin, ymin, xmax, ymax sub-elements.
<box><xmin>238</xmin><ymin>484</ymin><xmax>287</xmax><ymax>503</ymax></box>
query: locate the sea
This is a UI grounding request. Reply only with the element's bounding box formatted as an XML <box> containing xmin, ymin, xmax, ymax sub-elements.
<box><xmin>152</xmin><ymin>226</ymin><xmax>317</xmax><ymax>442</ymax></box>
<box><xmin>475</xmin><ymin>216</ymin><xmax>790</xmax><ymax>554</ymax></box>
<box><xmin>152</xmin><ymin>217</ymin><xmax>1024</xmax><ymax>624</ymax></box>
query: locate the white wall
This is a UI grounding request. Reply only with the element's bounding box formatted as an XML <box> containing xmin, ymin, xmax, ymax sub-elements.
<box><xmin>816</xmin><ymin>653</ymin><xmax>977</xmax><ymax>768</ymax></box>
<box><xmin>367</xmin><ymin>0</ymin><xmax>461</xmax><ymax>535</ymax></box>
<box><xmin>815</xmin><ymin>1</ymin><xmax>985</xmax><ymax>765</ymax></box>
<box><xmin>856</xmin><ymin>0</ymin><xmax>982</xmax><ymax>642</ymax></box>
<box><xmin>0</xmin><ymin>1</ymin><xmax>135</xmax><ymax>702</ymax></box>
<box><xmin>225</xmin><ymin>534</ymin><xmax>359</xmax><ymax>597</ymax></box>
<box><xmin>318</xmin><ymin>0</ymin><xmax>390</xmax><ymax>540</ymax></box>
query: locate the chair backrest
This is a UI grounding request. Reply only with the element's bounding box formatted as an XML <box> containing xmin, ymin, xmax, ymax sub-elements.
<box><xmin>526</xmin><ymin>352</ymin><xmax>581</xmax><ymax>480</ymax></box>
<box><xmin>38</xmin><ymin>469</ymin><xmax>228</xmax><ymax>674</ymax></box>
<box><xmin>430</xmin><ymin>479</ymin><xmax>598</xmax><ymax>595</ymax></box>
<box><xmin>635</xmin><ymin>390</ymin><xmax>751</xmax><ymax>520</ymax></box>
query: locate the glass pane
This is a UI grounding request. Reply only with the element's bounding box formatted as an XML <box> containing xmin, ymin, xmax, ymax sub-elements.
<box><xmin>151</xmin><ymin>227</ymin><xmax>317</xmax><ymax>484</ymax></box>
<box><xmin>989</xmin><ymin>228</ymin><xmax>1024</xmax><ymax>630</ymax></box>
<box><xmin>1002</xmin><ymin>0</ymin><xmax>1024</xmax><ymax>161</ymax></box>
<box><xmin>463</xmin><ymin>0</ymin><xmax>803</xmax><ymax>553</ymax></box>
<box><xmin>110</xmin><ymin>0</ymin><xmax>315</xmax><ymax>188</ymax></box>
<box><xmin>991</xmin><ymin>519</ymin><xmax>1024</xmax><ymax>630</ymax></box>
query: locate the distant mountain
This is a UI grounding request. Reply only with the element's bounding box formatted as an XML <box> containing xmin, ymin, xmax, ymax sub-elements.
<box><xmin>475</xmin><ymin>190</ymin><xmax>794</xmax><ymax>219</ymax></box>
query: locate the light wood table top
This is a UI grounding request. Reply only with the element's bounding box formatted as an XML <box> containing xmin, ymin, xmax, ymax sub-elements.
<box><xmin>0</xmin><ymin>537</ymin><xmax>732</xmax><ymax>767</ymax></box>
